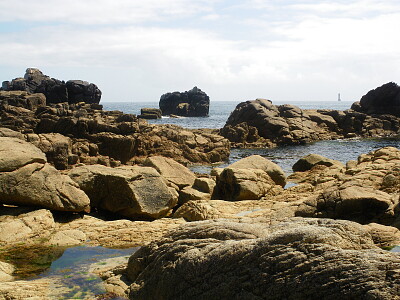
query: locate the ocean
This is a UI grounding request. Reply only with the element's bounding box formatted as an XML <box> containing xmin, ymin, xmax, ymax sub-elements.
<box><xmin>102</xmin><ymin>100</ymin><xmax>400</xmax><ymax>174</ymax></box>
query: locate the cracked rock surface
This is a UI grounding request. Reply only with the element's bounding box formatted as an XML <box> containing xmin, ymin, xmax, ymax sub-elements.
<box><xmin>124</xmin><ymin>218</ymin><xmax>400</xmax><ymax>300</ymax></box>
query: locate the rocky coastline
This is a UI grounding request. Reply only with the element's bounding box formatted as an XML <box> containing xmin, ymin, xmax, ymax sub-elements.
<box><xmin>221</xmin><ymin>82</ymin><xmax>400</xmax><ymax>148</ymax></box>
<box><xmin>1</xmin><ymin>71</ymin><xmax>400</xmax><ymax>299</ymax></box>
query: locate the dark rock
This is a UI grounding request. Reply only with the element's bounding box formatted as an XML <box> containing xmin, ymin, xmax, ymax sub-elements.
<box><xmin>222</xmin><ymin>93</ymin><xmax>400</xmax><ymax>148</ymax></box>
<box><xmin>292</xmin><ymin>154</ymin><xmax>344</xmax><ymax>172</ymax></box>
<box><xmin>159</xmin><ymin>86</ymin><xmax>209</xmax><ymax>117</ymax></box>
<box><xmin>2</xmin><ymin>68</ymin><xmax>101</xmax><ymax>105</ymax></box>
<box><xmin>353</xmin><ymin>82</ymin><xmax>400</xmax><ymax>116</ymax></box>
<box><xmin>66</xmin><ymin>80</ymin><xmax>101</xmax><ymax>104</ymax></box>
<box><xmin>138</xmin><ymin>108</ymin><xmax>162</xmax><ymax>119</ymax></box>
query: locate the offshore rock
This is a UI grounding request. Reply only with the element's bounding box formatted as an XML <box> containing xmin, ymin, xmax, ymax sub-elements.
<box><xmin>352</xmin><ymin>82</ymin><xmax>400</xmax><ymax>116</ymax></box>
<box><xmin>123</xmin><ymin>218</ymin><xmax>400</xmax><ymax>299</ymax></box>
<box><xmin>159</xmin><ymin>86</ymin><xmax>210</xmax><ymax>117</ymax></box>
<box><xmin>2</xmin><ymin>68</ymin><xmax>101</xmax><ymax>104</ymax></box>
<box><xmin>138</xmin><ymin>108</ymin><xmax>162</xmax><ymax>119</ymax></box>
<box><xmin>68</xmin><ymin>164</ymin><xmax>178</xmax><ymax>220</ymax></box>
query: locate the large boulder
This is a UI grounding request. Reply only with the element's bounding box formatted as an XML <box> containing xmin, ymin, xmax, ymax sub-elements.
<box><xmin>214</xmin><ymin>167</ymin><xmax>278</xmax><ymax>201</ymax></box>
<box><xmin>228</xmin><ymin>154</ymin><xmax>286</xmax><ymax>187</ymax></box>
<box><xmin>123</xmin><ymin>218</ymin><xmax>400</xmax><ymax>299</ymax></box>
<box><xmin>292</xmin><ymin>153</ymin><xmax>344</xmax><ymax>172</ymax></box>
<box><xmin>2</xmin><ymin>68</ymin><xmax>101</xmax><ymax>105</ymax></box>
<box><xmin>352</xmin><ymin>82</ymin><xmax>400</xmax><ymax>116</ymax></box>
<box><xmin>297</xmin><ymin>185</ymin><xmax>396</xmax><ymax>223</ymax></box>
<box><xmin>68</xmin><ymin>164</ymin><xmax>178</xmax><ymax>219</ymax></box>
<box><xmin>143</xmin><ymin>156</ymin><xmax>196</xmax><ymax>190</ymax></box>
<box><xmin>0</xmin><ymin>137</ymin><xmax>90</xmax><ymax>212</ymax></box>
<box><xmin>159</xmin><ymin>87</ymin><xmax>209</xmax><ymax>117</ymax></box>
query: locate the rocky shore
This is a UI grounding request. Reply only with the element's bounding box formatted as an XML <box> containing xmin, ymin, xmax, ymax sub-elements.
<box><xmin>221</xmin><ymin>82</ymin><xmax>400</xmax><ymax>148</ymax></box>
<box><xmin>1</xmin><ymin>71</ymin><xmax>400</xmax><ymax>299</ymax></box>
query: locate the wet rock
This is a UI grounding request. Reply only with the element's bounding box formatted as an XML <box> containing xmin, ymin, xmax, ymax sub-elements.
<box><xmin>0</xmin><ymin>209</ymin><xmax>55</xmax><ymax>246</ymax></box>
<box><xmin>159</xmin><ymin>86</ymin><xmax>209</xmax><ymax>117</ymax></box>
<box><xmin>124</xmin><ymin>218</ymin><xmax>400</xmax><ymax>299</ymax></box>
<box><xmin>0</xmin><ymin>279</ymin><xmax>51</xmax><ymax>299</ymax></box>
<box><xmin>292</xmin><ymin>153</ymin><xmax>345</xmax><ymax>172</ymax></box>
<box><xmin>138</xmin><ymin>108</ymin><xmax>162</xmax><ymax>119</ymax></box>
<box><xmin>0</xmin><ymin>138</ymin><xmax>90</xmax><ymax>212</ymax></box>
<box><xmin>68</xmin><ymin>164</ymin><xmax>178</xmax><ymax>220</ymax></box>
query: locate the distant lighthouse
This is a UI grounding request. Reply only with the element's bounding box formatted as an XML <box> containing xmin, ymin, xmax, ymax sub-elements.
<box><xmin>338</xmin><ymin>93</ymin><xmax>341</xmax><ymax>101</ymax></box>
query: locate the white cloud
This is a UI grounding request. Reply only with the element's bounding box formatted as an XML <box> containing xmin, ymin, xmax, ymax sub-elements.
<box><xmin>1</xmin><ymin>0</ymin><xmax>400</xmax><ymax>102</ymax></box>
<box><xmin>0</xmin><ymin>0</ymin><xmax>216</xmax><ymax>24</ymax></box>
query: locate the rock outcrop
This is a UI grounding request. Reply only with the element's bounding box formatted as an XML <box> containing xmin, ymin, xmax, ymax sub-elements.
<box><xmin>0</xmin><ymin>137</ymin><xmax>90</xmax><ymax>212</ymax></box>
<box><xmin>138</xmin><ymin>108</ymin><xmax>162</xmax><ymax>119</ymax></box>
<box><xmin>294</xmin><ymin>147</ymin><xmax>400</xmax><ymax>225</ymax></box>
<box><xmin>221</xmin><ymin>94</ymin><xmax>400</xmax><ymax>147</ymax></box>
<box><xmin>0</xmin><ymin>88</ymin><xmax>230</xmax><ymax>167</ymax></box>
<box><xmin>352</xmin><ymin>82</ymin><xmax>400</xmax><ymax>116</ymax></box>
<box><xmin>159</xmin><ymin>87</ymin><xmax>210</xmax><ymax>117</ymax></box>
<box><xmin>68</xmin><ymin>164</ymin><xmax>178</xmax><ymax>219</ymax></box>
<box><xmin>119</xmin><ymin>218</ymin><xmax>400</xmax><ymax>299</ymax></box>
<box><xmin>1</xmin><ymin>68</ymin><xmax>101</xmax><ymax>105</ymax></box>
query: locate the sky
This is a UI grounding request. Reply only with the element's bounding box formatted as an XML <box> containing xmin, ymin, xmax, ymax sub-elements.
<box><xmin>0</xmin><ymin>0</ymin><xmax>399</xmax><ymax>103</ymax></box>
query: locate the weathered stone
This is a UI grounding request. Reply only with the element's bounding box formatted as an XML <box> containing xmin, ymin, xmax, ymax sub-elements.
<box><xmin>0</xmin><ymin>90</ymin><xmax>46</xmax><ymax>111</ymax></box>
<box><xmin>193</xmin><ymin>177</ymin><xmax>216</xmax><ymax>194</ymax></box>
<box><xmin>143</xmin><ymin>156</ymin><xmax>196</xmax><ymax>189</ymax></box>
<box><xmin>0</xmin><ymin>138</ymin><xmax>90</xmax><ymax>212</ymax></box>
<box><xmin>0</xmin><ymin>261</ymin><xmax>14</xmax><ymax>282</ymax></box>
<box><xmin>214</xmin><ymin>167</ymin><xmax>276</xmax><ymax>201</ymax></box>
<box><xmin>123</xmin><ymin>218</ymin><xmax>400</xmax><ymax>299</ymax></box>
<box><xmin>229</xmin><ymin>154</ymin><xmax>286</xmax><ymax>187</ymax></box>
<box><xmin>178</xmin><ymin>186</ymin><xmax>211</xmax><ymax>205</ymax></box>
<box><xmin>68</xmin><ymin>164</ymin><xmax>178</xmax><ymax>219</ymax></box>
<box><xmin>0</xmin><ymin>137</ymin><xmax>46</xmax><ymax>172</ymax></box>
<box><xmin>0</xmin><ymin>209</ymin><xmax>55</xmax><ymax>246</ymax></box>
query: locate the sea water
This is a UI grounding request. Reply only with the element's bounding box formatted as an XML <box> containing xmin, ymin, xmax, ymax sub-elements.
<box><xmin>102</xmin><ymin>100</ymin><xmax>400</xmax><ymax>174</ymax></box>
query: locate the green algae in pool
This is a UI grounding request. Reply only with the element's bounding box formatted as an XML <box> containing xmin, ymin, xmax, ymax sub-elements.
<box><xmin>390</xmin><ymin>246</ymin><xmax>400</xmax><ymax>252</ymax></box>
<box><xmin>40</xmin><ymin>245</ymin><xmax>138</xmax><ymax>299</ymax></box>
<box><xmin>1</xmin><ymin>244</ymin><xmax>137</xmax><ymax>299</ymax></box>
